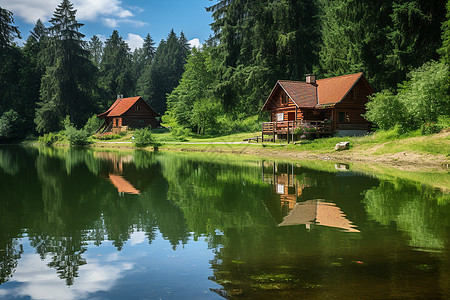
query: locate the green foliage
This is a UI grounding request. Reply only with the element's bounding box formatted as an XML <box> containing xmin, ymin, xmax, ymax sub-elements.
<box><xmin>83</xmin><ymin>115</ymin><xmax>100</xmax><ymax>135</ymax></box>
<box><xmin>190</xmin><ymin>98</ymin><xmax>221</xmax><ymax>135</ymax></box>
<box><xmin>421</xmin><ymin>123</ymin><xmax>444</xmax><ymax>135</ymax></box>
<box><xmin>137</xmin><ymin>30</ymin><xmax>190</xmax><ymax>113</ymax></box>
<box><xmin>65</xmin><ymin>126</ymin><xmax>91</xmax><ymax>146</ymax></box>
<box><xmin>366</xmin><ymin>61</ymin><xmax>450</xmax><ymax>131</ymax></box>
<box><xmin>216</xmin><ymin>115</ymin><xmax>261</xmax><ymax>135</ymax></box>
<box><xmin>87</xmin><ymin>35</ymin><xmax>103</xmax><ymax>67</ymax></box>
<box><xmin>293</xmin><ymin>125</ymin><xmax>317</xmax><ymax>136</ymax></box>
<box><xmin>38</xmin><ymin>131</ymin><xmax>64</xmax><ymax>146</ymax></box>
<box><xmin>133</xmin><ymin>128</ymin><xmax>161</xmax><ymax>148</ymax></box>
<box><xmin>99</xmin><ymin>30</ymin><xmax>134</xmax><ymax>104</ymax></box>
<box><xmin>319</xmin><ymin>0</ymin><xmax>445</xmax><ymax>90</ymax></box>
<box><xmin>35</xmin><ymin>0</ymin><xmax>97</xmax><ymax>133</ymax></box>
<box><xmin>365</xmin><ymin>91</ymin><xmax>408</xmax><ymax>130</ymax></box>
<box><xmin>95</xmin><ymin>132</ymin><xmax>121</xmax><ymax>140</ymax></box>
<box><xmin>0</xmin><ymin>110</ymin><xmax>24</xmax><ymax>139</ymax></box>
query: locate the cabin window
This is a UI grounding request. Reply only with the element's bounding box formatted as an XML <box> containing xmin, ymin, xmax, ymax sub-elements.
<box><xmin>339</xmin><ymin>112</ymin><xmax>349</xmax><ymax>123</ymax></box>
<box><xmin>282</xmin><ymin>93</ymin><xmax>288</xmax><ymax>105</ymax></box>
<box><xmin>276</xmin><ymin>184</ymin><xmax>285</xmax><ymax>194</ymax></box>
<box><xmin>276</xmin><ymin>113</ymin><xmax>284</xmax><ymax>121</ymax></box>
<box><xmin>350</xmin><ymin>89</ymin><xmax>356</xmax><ymax>100</ymax></box>
<box><xmin>136</xmin><ymin>105</ymin><xmax>140</xmax><ymax>112</ymax></box>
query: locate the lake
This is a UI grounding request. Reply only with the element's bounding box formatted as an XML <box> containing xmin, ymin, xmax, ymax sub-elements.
<box><xmin>0</xmin><ymin>146</ymin><xmax>449</xmax><ymax>299</ymax></box>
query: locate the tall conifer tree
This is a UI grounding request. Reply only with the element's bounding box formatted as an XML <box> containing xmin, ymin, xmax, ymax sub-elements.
<box><xmin>35</xmin><ymin>0</ymin><xmax>97</xmax><ymax>133</ymax></box>
<box><xmin>99</xmin><ymin>30</ymin><xmax>134</xmax><ymax>105</ymax></box>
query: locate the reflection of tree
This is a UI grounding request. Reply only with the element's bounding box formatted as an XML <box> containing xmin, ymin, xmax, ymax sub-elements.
<box><xmin>156</xmin><ymin>153</ymin><xmax>272</xmax><ymax>244</ymax></box>
<box><xmin>46</xmin><ymin>235</ymin><xmax>88</xmax><ymax>286</ymax></box>
<box><xmin>364</xmin><ymin>180</ymin><xmax>450</xmax><ymax>250</ymax></box>
<box><xmin>0</xmin><ymin>239</ymin><xmax>23</xmax><ymax>285</ymax></box>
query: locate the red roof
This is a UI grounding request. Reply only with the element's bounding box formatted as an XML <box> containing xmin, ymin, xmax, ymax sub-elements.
<box><xmin>262</xmin><ymin>73</ymin><xmax>371</xmax><ymax>110</ymax></box>
<box><xmin>278</xmin><ymin>81</ymin><xmax>317</xmax><ymax>107</ymax></box>
<box><xmin>316</xmin><ymin>73</ymin><xmax>363</xmax><ymax>105</ymax></box>
<box><xmin>98</xmin><ymin>97</ymin><xmax>159</xmax><ymax>118</ymax></box>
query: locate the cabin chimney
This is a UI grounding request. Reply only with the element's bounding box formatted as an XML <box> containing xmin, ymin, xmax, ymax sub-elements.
<box><xmin>117</xmin><ymin>94</ymin><xmax>123</xmax><ymax>100</ymax></box>
<box><xmin>305</xmin><ymin>74</ymin><xmax>316</xmax><ymax>84</ymax></box>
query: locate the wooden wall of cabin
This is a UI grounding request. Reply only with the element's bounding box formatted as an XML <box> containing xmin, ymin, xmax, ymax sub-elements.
<box><xmin>266</xmin><ymin>87</ymin><xmax>301</xmax><ymax>122</ymax></box>
<box><xmin>122</xmin><ymin>99</ymin><xmax>160</xmax><ymax>128</ymax></box>
<box><xmin>333</xmin><ymin>79</ymin><xmax>373</xmax><ymax>130</ymax></box>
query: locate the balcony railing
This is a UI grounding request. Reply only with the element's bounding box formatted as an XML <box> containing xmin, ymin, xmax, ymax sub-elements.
<box><xmin>262</xmin><ymin>120</ymin><xmax>332</xmax><ymax>135</ymax></box>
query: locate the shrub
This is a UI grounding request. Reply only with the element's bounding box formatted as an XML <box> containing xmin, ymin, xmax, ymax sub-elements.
<box><xmin>133</xmin><ymin>128</ymin><xmax>161</xmax><ymax>148</ymax></box>
<box><xmin>421</xmin><ymin>123</ymin><xmax>443</xmax><ymax>135</ymax></box>
<box><xmin>84</xmin><ymin>115</ymin><xmax>101</xmax><ymax>135</ymax></box>
<box><xmin>0</xmin><ymin>110</ymin><xmax>25</xmax><ymax>139</ymax></box>
<box><xmin>365</xmin><ymin>61</ymin><xmax>450</xmax><ymax>132</ymax></box>
<box><xmin>294</xmin><ymin>125</ymin><xmax>317</xmax><ymax>137</ymax></box>
<box><xmin>95</xmin><ymin>132</ymin><xmax>121</xmax><ymax>140</ymax></box>
<box><xmin>39</xmin><ymin>132</ymin><xmax>63</xmax><ymax>146</ymax></box>
<box><xmin>65</xmin><ymin>126</ymin><xmax>91</xmax><ymax>146</ymax></box>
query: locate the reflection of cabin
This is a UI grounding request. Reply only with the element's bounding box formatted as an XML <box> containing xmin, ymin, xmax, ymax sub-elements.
<box><xmin>261</xmin><ymin>162</ymin><xmax>359</xmax><ymax>232</ymax></box>
<box><xmin>94</xmin><ymin>152</ymin><xmax>141</xmax><ymax>195</ymax></box>
<box><xmin>108</xmin><ymin>174</ymin><xmax>140</xmax><ymax>195</ymax></box>
<box><xmin>279</xmin><ymin>199</ymin><xmax>360</xmax><ymax>232</ymax></box>
<box><xmin>262</xmin><ymin>162</ymin><xmax>307</xmax><ymax>215</ymax></box>
<box><xmin>261</xmin><ymin>73</ymin><xmax>374</xmax><ymax>140</ymax></box>
<box><xmin>97</xmin><ymin>96</ymin><xmax>160</xmax><ymax>133</ymax></box>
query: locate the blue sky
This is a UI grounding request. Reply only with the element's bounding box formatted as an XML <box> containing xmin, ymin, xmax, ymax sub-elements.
<box><xmin>3</xmin><ymin>0</ymin><xmax>215</xmax><ymax>50</ymax></box>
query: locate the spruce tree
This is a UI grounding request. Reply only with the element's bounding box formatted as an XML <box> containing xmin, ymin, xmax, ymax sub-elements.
<box><xmin>138</xmin><ymin>30</ymin><xmax>189</xmax><ymax>113</ymax></box>
<box><xmin>99</xmin><ymin>30</ymin><xmax>134</xmax><ymax>105</ymax></box>
<box><xmin>88</xmin><ymin>35</ymin><xmax>103</xmax><ymax>66</ymax></box>
<box><xmin>35</xmin><ymin>0</ymin><xmax>97</xmax><ymax>133</ymax></box>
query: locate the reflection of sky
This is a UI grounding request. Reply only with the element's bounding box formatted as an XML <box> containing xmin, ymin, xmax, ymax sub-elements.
<box><xmin>0</xmin><ymin>232</ymin><xmax>222</xmax><ymax>300</ymax></box>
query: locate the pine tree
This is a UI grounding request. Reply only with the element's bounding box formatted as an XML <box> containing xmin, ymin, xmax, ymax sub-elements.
<box><xmin>35</xmin><ymin>0</ymin><xmax>97</xmax><ymax>133</ymax></box>
<box><xmin>0</xmin><ymin>6</ymin><xmax>20</xmax><ymax>52</ymax></box>
<box><xmin>88</xmin><ymin>35</ymin><xmax>103</xmax><ymax>66</ymax></box>
<box><xmin>138</xmin><ymin>30</ymin><xmax>190</xmax><ymax>113</ymax></box>
<box><xmin>141</xmin><ymin>33</ymin><xmax>156</xmax><ymax>64</ymax></box>
<box><xmin>440</xmin><ymin>0</ymin><xmax>450</xmax><ymax>65</ymax></box>
<box><xmin>99</xmin><ymin>30</ymin><xmax>134</xmax><ymax>105</ymax></box>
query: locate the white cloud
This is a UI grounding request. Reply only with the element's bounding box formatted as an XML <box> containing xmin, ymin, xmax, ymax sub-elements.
<box><xmin>2</xmin><ymin>0</ymin><xmax>144</xmax><ymax>28</ymax></box>
<box><xmin>103</xmin><ymin>18</ymin><xmax>118</xmax><ymax>28</ymax></box>
<box><xmin>1</xmin><ymin>251</ymin><xmax>134</xmax><ymax>300</ymax></box>
<box><xmin>188</xmin><ymin>38</ymin><xmax>201</xmax><ymax>49</ymax></box>
<box><xmin>129</xmin><ymin>231</ymin><xmax>146</xmax><ymax>246</ymax></box>
<box><xmin>125</xmin><ymin>33</ymin><xmax>144</xmax><ymax>51</ymax></box>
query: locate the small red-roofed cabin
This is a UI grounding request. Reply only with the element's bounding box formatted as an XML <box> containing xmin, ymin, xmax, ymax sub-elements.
<box><xmin>261</xmin><ymin>73</ymin><xmax>374</xmax><ymax>140</ymax></box>
<box><xmin>97</xmin><ymin>96</ymin><xmax>160</xmax><ymax>133</ymax></box>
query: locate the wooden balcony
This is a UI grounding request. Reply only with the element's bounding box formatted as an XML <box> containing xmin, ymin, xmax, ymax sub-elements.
<box><xmin>262</xmin><ymin>120</ymin><xmax>333</xmax><ymax>136</ymax></box>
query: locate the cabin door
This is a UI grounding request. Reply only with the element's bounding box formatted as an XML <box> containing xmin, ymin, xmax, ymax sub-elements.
<box><xmin>287</xmin><ymin>112</ymin><xmax>295</xmax><ymax>121</ymax></box>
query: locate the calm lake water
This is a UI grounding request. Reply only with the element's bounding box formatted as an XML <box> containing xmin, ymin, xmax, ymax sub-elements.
<box><xmin>0</xmin><ymin>146</ymin><xmax>449</xmax><ymax>299</ymax></box>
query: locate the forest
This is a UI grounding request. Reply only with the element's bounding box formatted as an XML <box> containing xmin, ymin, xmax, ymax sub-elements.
<box><xmin>0</xmin><ymin>0</ymin><xmax>449</xmax><ymax>140</ymax></box>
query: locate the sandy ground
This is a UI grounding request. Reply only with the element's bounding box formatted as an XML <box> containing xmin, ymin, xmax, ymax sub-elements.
<box><xmin>94</xmin><ymin>141</ymin><xmax>449</xmax><ymax>172</ymax></box>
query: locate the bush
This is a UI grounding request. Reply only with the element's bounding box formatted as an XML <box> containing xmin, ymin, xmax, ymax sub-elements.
<box><xmin>39</xmin><ymin>132</ymin><xmax>64</xmax><ymax>146</ymax></box>
<box><xmin>133</xmin><ymin>128</ymin><xmax>161</xmax><ymax>148</ymax></box>
<box><xmin>95</xmin><ymin>132</ymin><xmax>121</xmax><ymax>140</ymax></box>
<box><xmin>84</xmin><ymin>115</ymin><xmax>101</xmax><ymax>135</ymax></box>
<box><xmin>294</xmin><ymin>125</ymin><xmax>317</xmax><ymax>137</ymax></box>
<box><xmin>421</xmin><ymin>123</ymin><xmax>443</xmax><ymax>135</ymax></box>
<box><xmin>365</xmin><ymin>61</ymin><xmax>450</xmax><ymax>132</ymax></box>
<box><xmin>0</xmin><ymin>110</ymin><xmax>25</xmax><ymax>139</ymax></box>
<box><xmin>216</xmin><ymin>114</ymin><xmax>262</xmax><ymax>135</ymax></box>
<box><xmin>65</xmin><ymin>126</ymin><xmax>91</xmax><ymax>147</ymax></box>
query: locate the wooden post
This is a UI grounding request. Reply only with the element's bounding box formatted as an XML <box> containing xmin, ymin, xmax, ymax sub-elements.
<box><xmin>261</xmin><ymin>125</ymin><xmax>264</xmax><ymax>143</ymax></box>
<box><xmin>287</xmin><ymin>121</ymin><xmax>290</xmax><ymax>144</ymax></box>
<box><xmin>292</xmin><ymin>121</ymin><xmax>294</xmax><ymax>143</ymax></box>
<box><xmin>273</xmin><ymin>123</ymin><xmax>276</xmax><ymax>142</ymax></box>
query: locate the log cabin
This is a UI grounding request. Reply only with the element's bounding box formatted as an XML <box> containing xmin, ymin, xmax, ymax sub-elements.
<box><xmin>261</xmin><ymin>73</ymin><xmax>374</xmax><ymax>140</ymax></box>
<box><xmin>97</xmin><ymin>96</ymin><xmax>160</xmax><ymax>133</ymax></box>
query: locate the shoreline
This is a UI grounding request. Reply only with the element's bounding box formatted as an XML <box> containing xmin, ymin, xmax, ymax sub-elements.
<box><xmin>91</xmin><ymin>141</ymin><xmax>449</xmax><ymax>173</ymax></box>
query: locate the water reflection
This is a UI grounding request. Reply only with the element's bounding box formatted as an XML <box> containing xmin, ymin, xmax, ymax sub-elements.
<box><xmin>0</xmin><ymin>146</ymin><xmax>449</xmax><ymax>299</ymax></box>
